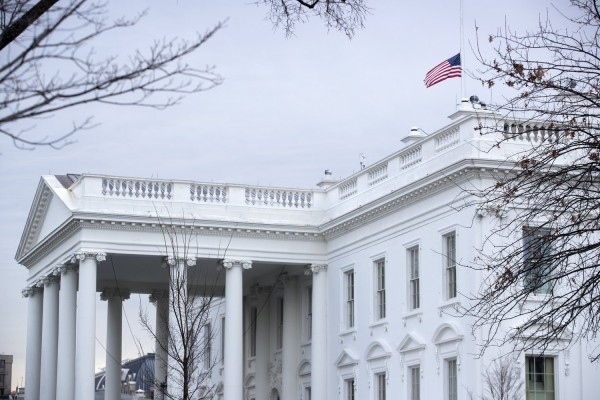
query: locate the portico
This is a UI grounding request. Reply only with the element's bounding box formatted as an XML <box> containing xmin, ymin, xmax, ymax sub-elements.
<box><xmin>16</xmin><ymin>175</ymin><xmax>328</xmax><ymax>400</ymax></box>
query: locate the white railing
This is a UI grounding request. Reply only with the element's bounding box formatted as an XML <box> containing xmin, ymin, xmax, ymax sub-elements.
<box><xmin>435</xmin><ymin>127</ymin><xmax>460</xmax><ymax>152</ymax></box>
<box><xmin>400</xmin><ymin>146</ymin><xmax>422</xmax><ymax>170</ymax></box>
<box><xmin>190</xmin><ymin>184</ymin><xmax>228</xmax><ymax>203</ymax></box>
<box><xmin>339</xmin><ymin>179</ymin><xmax>358</xmax><ymax>200</ymax></box>
<box><xmin>244</xmin><ymin>188</ymin><xmax>313</xmax><ymax>208</ymax></box>
<box><xmin>102</xmin><ymin>178</ymin><xmax>173</xmax><ymax>199</ymax></box>
<box><xmin>503</xmin><ymin>123</ymin><xmax>560</xmax><ymax>143</ymax></box>
<box><xmin>368</xmin><ymin>162</ymin><xmax>388</xmax><ymax>186</ymax></box>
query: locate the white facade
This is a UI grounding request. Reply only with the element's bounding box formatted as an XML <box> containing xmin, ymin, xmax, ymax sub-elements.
<box><xmin>16</xmin><ymin>100</ymin><xmax>600</xmax><ymax>400</ymax></box>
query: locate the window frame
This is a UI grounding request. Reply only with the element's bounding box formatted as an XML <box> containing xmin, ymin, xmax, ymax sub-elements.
<box><xmin>523</xmin><ymin>227</ymin><xmax>554</xmax><ymax>294</ymax></box>
<box><xmin>445</xmin><ymin>358</ymin><xmax>458</xmax><ymax>400</ymax></box>
<box><xmin>276</xmin><ymin>297</ymin><xmax>284</xmax><ymax>350</ymax></box>
<box><xmin>525</xmin><ymin>355</ymin><xmax>556</xmax><ymax>400</ymax></box>
<box><xmin>249</xmin><ymin>306</ymin><xmax>258</xmax><ymax>358</ymax></box>
<box><xmin>408</xmin><ymin>246</ymin><xmax>420</xmax><ymax>310</ymax></box>
<box><xmin>345</xmin><ymin>269</ymin><xmax>355</xmax><ymax>329</ymax></box>
<box><xmin>203</xmin><ymin>323</ymin><xmax>212</xmax><ymax>369</ymax></box>
<box><xmin>443</xmin><ymin>232</ymin><xmax>457</xmax><ymax>299</ymax></box>
<box><xmin>374</xmin><ymin>258</ymin><xmax>386</xmax><ymax>320</ymax></box>
<box><xmin>376</xmin><ymin>372</ymin><xmax>387</xmax><ymax>400</ymax></box>
<box><xmin>409</xmin><ymin>364</ymin><xmax>420</xmax><ymax>400</ymax></box>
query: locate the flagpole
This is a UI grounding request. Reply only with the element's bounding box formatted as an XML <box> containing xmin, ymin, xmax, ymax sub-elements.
<box><xmin>460</xmin><ymin>0</ymin><xmax>466</xmax><ymax>99</ymax></box>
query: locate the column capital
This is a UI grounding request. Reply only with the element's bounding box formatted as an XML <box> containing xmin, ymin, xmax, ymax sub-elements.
<box><xmin>100</xmin><ymin>288</ymin><xmax>131</xmax><ymax>301</ymax></box>
<box><xmin>40</xmin><ymin>274</ymin><xmax>60</xmax><ymax>287</ymax></box>
<box><xmin>71</xmin><ymin>251</ymin><xmax>107</xmax><ymax>263</ymax></box>
<box><xmin>220</xmin><ymin>258</ymin><xmax>252</xmax><ymax>270</ymax></box>
<box><xmin>149</xmin><ymin>290</ymin><xmax>169</xmax><ymax>304</ymax></box>
<box><xmin>161</xmin><ymin>256</ymin><xmax>196</xmax><ymax>268</ymax></box>
<box><xmin>22</xmin><ymin>286</ymin><xmax>42</xmax><ymax>298</ymax></box>
<box><xmin>57</xmin><ymin>262</ymin><xmax>78</xmax><ymax>275</ymax></box>
<box><xmin>306</xmin><ymin>264</ymin><xmax>327</xmax><ymax>275</ymax></box>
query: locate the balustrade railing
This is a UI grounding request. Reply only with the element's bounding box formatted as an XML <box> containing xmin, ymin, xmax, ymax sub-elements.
<box><xmin>434</xmin><ymin>127</ymin><xmax>460</xmax><ymax>152</ymax></box>
<box><xmin>368</xmin><ymin>163</ymin><xmax>388</xmax><ymax>186</ymax></box>
<box><xmin>245</xmin><ymin>188</ymin><xmax>313</xmax><ymax>208</ymax></box>
<box><xmin>190</xmin><ymin>184</ymin><xmax>228</xmax><ymax>203</ymax></box>
<box><xmin>400</xmin><ymin>146</ymin><xmax>422</xmax><ymax>170</ymax></box>
<box><xmin>339</xmin><ymin>179</ymin><xmax>358</xmax><ymax>200</ymax></box>
<box><xmin>102</xmin><ymin>178</ymin><xmax>173</xmax><ymax>199</ymax></box>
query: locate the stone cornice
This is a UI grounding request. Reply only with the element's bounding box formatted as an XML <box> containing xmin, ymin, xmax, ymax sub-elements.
<box><xmin>319</xmin><ymin>166</ymin><xmax>481</xmax><ymax>239</ymax></box>
<box><xmin>16</xmin><ymin>181</ymin><xmax>54</xmax><ymax>262</ymax></box>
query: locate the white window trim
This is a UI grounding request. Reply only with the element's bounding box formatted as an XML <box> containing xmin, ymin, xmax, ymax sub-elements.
<box><xmin>369</xmin><ymin>252</ymin><xmax>387</xmax><ymax>324</ymax></box>
<box><xmin>340</xmin><ymin>264</ymin><xmax>357</xmax><ymax>334</ymax></box>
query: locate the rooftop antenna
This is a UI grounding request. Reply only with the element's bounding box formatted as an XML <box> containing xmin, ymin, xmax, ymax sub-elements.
<box><xmin>359</xmin><ymin>153</ymin><xmax>366</xmax><ymax>170</ymax></box>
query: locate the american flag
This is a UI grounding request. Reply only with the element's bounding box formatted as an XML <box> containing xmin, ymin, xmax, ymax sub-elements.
<box><xmin>424</xmin><ymin>53</ymin><xmax>461</xmax><ymax>88</ymax></box>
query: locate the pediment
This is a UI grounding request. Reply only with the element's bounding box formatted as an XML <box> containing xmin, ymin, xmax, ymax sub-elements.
<box><xmin>15</xmin><ymin>176</ymin><xmax>74</xmax><ymax>263</ymax></box>
<box><xmin>365</xmin><ymin>340</ymin><xmax>392</xmax><ymax>361</ymax></box>
<box><xmin>432</xmin><ymin>322</ymin><xmax>463</xmax><ymax>345</ymax></box>
<box><xmin>513</xmin><ymin>321</ymin><xmax>572</xmax><ymax>342</ymax></box>
<box><xmin>335</xmin><ymin>349</ymin><xmax>359</xmax><ymax>367</ymax></box>
<box><xmin>397</xmin><ymin>332</ymin><xmax>426</xmax><ymax>353</ymax></box>
<box><xmin>297</xmin><ymin>359</ymin><xmax>311</xmax><ymax>376</ymax></box>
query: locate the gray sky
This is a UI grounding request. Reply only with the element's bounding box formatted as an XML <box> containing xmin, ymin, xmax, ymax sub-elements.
<box><xmin>0</xmin><ymin>0</ymin><xmax>555</xmax><ymax>388</ymax></box>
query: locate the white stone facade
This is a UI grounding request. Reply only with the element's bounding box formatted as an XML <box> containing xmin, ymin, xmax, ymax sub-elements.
<box><xmin>16</xmin><ymin>101</ymin><xmax>600</xmax><ymax>400</ymax></box>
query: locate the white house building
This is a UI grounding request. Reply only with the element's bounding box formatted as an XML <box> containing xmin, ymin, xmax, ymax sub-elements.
<box><xmin>16</xmin><ymin>99</ymin><xmax>600</xmax><ymax>400</ymax></box>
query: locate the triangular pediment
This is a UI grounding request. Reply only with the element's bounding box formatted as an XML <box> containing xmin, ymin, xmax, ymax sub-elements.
<box><xmin>15</xmin><ymin>176</ymin><xmax>74</xmax><ymax>263</ymax></box>
<box><xmin>397</xmin><ymin>332</ymin><xmax>426</xmax><ymax>353</ymax></box>
<box><xmin>335</xmin><ymin>349</ymin><xmax>359</xmax><ymax>367</ymax></box>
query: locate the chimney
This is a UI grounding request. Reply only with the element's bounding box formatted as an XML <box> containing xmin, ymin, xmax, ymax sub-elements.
<box><xmin>401</xmin><ymin>127</ymin><xmax>425</xmax><ymax>144</ymax></box>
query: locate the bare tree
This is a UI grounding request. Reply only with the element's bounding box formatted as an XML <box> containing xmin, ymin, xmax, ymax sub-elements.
<box><xmin>259</xmin><ymin>0</ymin><xmax>369</xmax><ymax>38</ymax></box>
<box><xmin>0</xmin><ymin>0</ymin><xmax>370</xmax><ymax>150</ymax></box>
<box><xmin>468</xmin><ymin>357</ymin><xmax>524</xmax><ymax>400</ymax></box>
<box><xmin>139</xmin><ymin>220</ymin><xmax>222</xmax><ymax>400</ymax></box>
<box><xmin>463</xmin><ymin>0</ymin><xmax>600</xmax><ymax>361</ymax></box>
<box><xmin>0</xmin><ymin>0</ymin><xmax>224</xmax><ymax>149</ymax></box>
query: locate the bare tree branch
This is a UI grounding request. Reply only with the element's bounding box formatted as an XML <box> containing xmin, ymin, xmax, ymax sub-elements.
<box><xmin>462</xmin><ymin>0</ymin><xmax>600</xmax><ymax>362</ymax></box>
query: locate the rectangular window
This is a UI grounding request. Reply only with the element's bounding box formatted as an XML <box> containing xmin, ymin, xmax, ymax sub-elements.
<box><xmin>306</xmin><ymin>286</ymin><xmax>313</xmax><ymax>340</ymax></box>
<box><xmin>220</xmin><ymin>316</ymin><xmax>225</xmax><ymax>364</ymax></box>
<box><xmin>523</xmin><ymin>227</ymin><xmax>553</xmax><ymax>294</ymax></box>
<box><xmin>276</xmin><ymin>297</ymin><xmax>284</xmax><ymax>349</ymax></box>
<box><xmin>444</xmin><ymin>232</ymin><xmax>457</xmax><ymax>299</ymax></box>
<box><xmin>409</xmin><ymin>247</ymin><xmax>420</xmax><ymax>310</ymax></box>
<box><xmin>410</xmin><ymin>365</ymin><xmax>420</xmax><ymax>400</ymax></box>
<box><xmin>526</xmin><ymin>356</ymin><xmax>555</xmax><ymax>400</ymax></box>
<box><xmin>249</xmin><ymin>307</ymin><xmax>257</xmax><ymax>357</ymax></box>
<box><xmin>345</xmin><ymin>378</ymin><xmax>355</xmax><ymax>400</ymax></box>
<box><xmin>446</xmin><ymin>359</ymin><xmax>457</xmax><ymax>400</ymax></box>
<box><xmin>377</xmin><ymin>372</ymin><xmax>386</xmax><ymax>400</ymax></box>
<box><xmin>305</xmin><ymin>387</ymin><xmax>311</xmax><ymax>400</ymax></box>
<box><xmin>203</xmin><ymin>323</ymin><xmax>211</xmax><ymax>369</ymax></box>
<box><xmin>0</xmin><ymin>360</ymin><xmax>4</xmax><ymax>368</ymax></box>
<box><xmin>345</xmin><ymin>270</ymin><xmax>355</xmax><ymax>328</ymax></box>
<box><xmin>375</xmin><ymin>259</ymin><xmax>386</xmax><ymax>319</ymax></box>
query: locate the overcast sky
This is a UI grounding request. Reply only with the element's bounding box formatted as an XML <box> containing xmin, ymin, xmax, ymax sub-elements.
<box><xmin>0</xmin><ymin>0</ymin><xmax>557</xmax><ymax>388</ymax></box>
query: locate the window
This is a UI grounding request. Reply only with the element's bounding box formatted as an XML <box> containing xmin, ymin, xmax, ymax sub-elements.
<box><xmin>305</xmin><ymin>286</ymin><xmax>313</xmax><ymax>340</ymax></box>
<box><xmin>220</xmin><ymin>316</ymin><xmax>225</xmax><ymax>364</ymax></box>
<box><xmin>446</xmin><ymin>359</ymin><xmax>457</xmax><ymax>400</ymax></box>
<box><xmin>523</xmin><ymin>227</ymin><xmax>553</xmax><ymax>294</ymax></box>
<box><xmin>410</xmin><ymin>365</ymin><xmax>420</xmax><ymax>400</ymax></box>
<box><xmin>305</xmin><ymin>386</ymin><xmax>311</xmax><ymax>400</ymax></box>
<box><xmin>203</xmin><ymin>323</ymin><xmax>211</xmax><ymax>369</ymax></box>
<box><xmin>276</xmin><ymin>297</ymin><xmax>284</xmax><ymax>349</ymax></box>
<box><xmin>375</xmin><ymin>259</ymin><xmax>386</xmax><ymax>319</ymax></box>
<box><xmin>526</xmin><ymin>356</ymin><xmax>555</xmax><ymax>400</ymax></box>
<box><xmin>376</xmin><ymin>372</ymin><xmax>386</xmax><ymax>400</ymax></box>
<box><xmin>409</xmin><ymin>247</ymin><xmax>420</xmax><ymax>310</ymax></box>
<box><xmin>345</xmin><ymin>378</ymin><xmax>355</xmax><ymax>400</ymax></box>
<box><xmin>0</xmin><ymin>360</ymin><xmax>4</xmax><ymax>368</ymax></box>
<box><xmin>249</xmin><ymin>307</ymin><xmax>257</xmax><ymax>357</ymax></box>
<box><xmin>345</xmin><ymin>270</ymin><xmax>355</xmax><ymax>329</ymax></box>
<box><xmin>444</xmin><ymin>232</ymin><xmax>457</xmax><ymax>299</ymax></box>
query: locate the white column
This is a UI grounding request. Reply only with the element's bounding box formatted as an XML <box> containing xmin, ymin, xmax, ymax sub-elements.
<box><xmin>222</xmin><ymin>259</ymin><xmax>252</xmax><ymax>400</ymax></box>
<box><xmin>102</xmin><ymin>289</ymin><xmax>130</xmax><ymax>400</ymax></box>
<box><xmin>251</xmin><ymin>287</ymin><xmax>270</xmax><ymax>400</ymax></box>
<box><xmin>40</xmin><ymin>274</ymin><xmax>60</xmax><ymax>400</ymax></box>
<box><xmin>23</xmin><ymin>285</ymin><xmax>43</xmax><ymax>400</ymax></box>
<box><xmin>150</xmin><ymin>291</ymin><xmax>169</xmax><ymax>400</ymax></box>
<box><xmin>75</xmin><ymin>252</ymin><xmax>105</xmax><ymax>400</ymax></box>
<box><xmin>282</xmin><ymin>276</ymin><xmax>299</xmax><ymax>400</ymax></box>
<box><xmin>56</xmin><ymin>264</ymin><xmax>78</xmax><ymax>400</ymax></box>
<box><xmin>311</xmin><ymin>264</ymin><xmax>328</xmax><ymax>400</ymax></box>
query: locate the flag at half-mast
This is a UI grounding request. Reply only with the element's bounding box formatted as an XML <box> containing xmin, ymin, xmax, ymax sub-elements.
<box><xmin>424</xmin><ymin>53</ymin><xmax>461</xmax><ymax>88</ymax></box>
